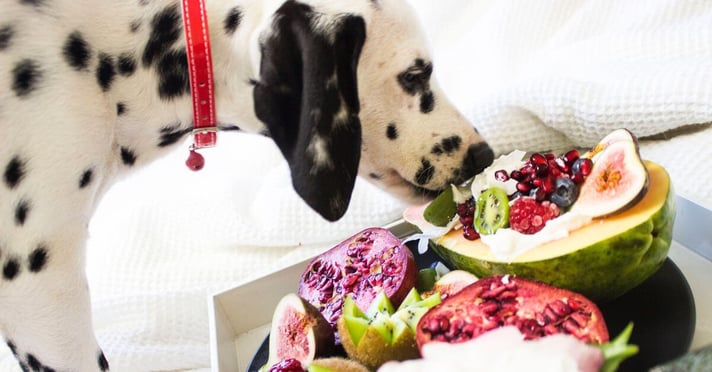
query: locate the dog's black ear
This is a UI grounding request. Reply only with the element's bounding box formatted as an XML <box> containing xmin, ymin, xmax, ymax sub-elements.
<box><xmin>253</xmin><ymin>2</ymin><xmax>366</xmax><ymax>221</ymax></box>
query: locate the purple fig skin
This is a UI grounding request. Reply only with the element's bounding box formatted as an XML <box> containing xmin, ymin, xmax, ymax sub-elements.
<box><xmin>268</xmin><ymin>294</ymin><xmax>336</xmax><ymax>368</ymax></box>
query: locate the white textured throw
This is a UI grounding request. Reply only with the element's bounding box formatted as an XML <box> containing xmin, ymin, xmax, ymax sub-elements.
<box><xmin>2</xmin><ymin>0</ymin><xmax>712</xmax><ymax>371</ymax></box>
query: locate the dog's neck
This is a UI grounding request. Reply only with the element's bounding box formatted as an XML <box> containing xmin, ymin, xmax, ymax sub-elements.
<box><xmin>105</xmin><ymin>0</ymin><xmax>273</xmax><ymax>169</ymax></box>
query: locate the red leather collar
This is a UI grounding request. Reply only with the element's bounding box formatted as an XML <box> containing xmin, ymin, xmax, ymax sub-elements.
<box><xmin>182</xmin><ymin>0</ymin><xmax>217</xmax><ymax>171</ymax></box>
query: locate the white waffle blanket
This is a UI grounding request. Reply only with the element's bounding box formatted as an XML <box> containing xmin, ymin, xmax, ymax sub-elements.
<box><xmin>2</xmin><ymin>0</ymin><xmax>712</xmax><ymax>370</ymax></box>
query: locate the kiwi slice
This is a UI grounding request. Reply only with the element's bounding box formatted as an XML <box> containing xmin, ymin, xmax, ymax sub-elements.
<box><xmin>474</xmin><ymin>187</ymin><xmax>510</xmax><ymax>235</ymax></box>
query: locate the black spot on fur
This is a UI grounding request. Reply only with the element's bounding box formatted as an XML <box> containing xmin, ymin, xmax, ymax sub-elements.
<box><xmin>96</xmin><ymin>53</ymin><xmax>116</xmax><ymax>91</ymax></box>
<box><xmin>98</xmin><ymin>351</ymin><xmax>109</xmax><ymax>371</ymax></box>
<box><xmin>28</xmin><ymin>245</ymin><xmax>48</xmax><ymax>272</ymax></box>
<box><xmin>14</xmin><ymin>199</ymin><xmax>30</xmax><ymax>226</ymax></box>
<box><xmin>0</xmin><ymin>25</ymin><xmax>14</xmax><ymax>51</ymax></box>
<box><xmin>117</xmin><ymin>53</ymin><xmax>137</xmax><ymax>76</ymax></box>
<box><xmin>120</xmin><ymin>147</ymin><xmax>137</xmax><ymax>166</ymax></box>
<box><xmin>156</xmin><ymin>49</ymin><xmax>189</xmax><ymax>99</ymax></box>
<box><xmin>386</xmin><ymin>123</ymin><xmax>398</xmax><ymax>140</ymax></box>
<box><xmin>20</xmin><ymin>0</ymin><xmax>45</xmax><ymax>7</ymax></box>
<box><xmin>63</xmin><ymin>31</ymin><xmax>91</xmax><ymax>71</ymax></box>
<box><xmin>3</xmin><ymin>258</ymin><xmax>19</xmax><ymax>280</ymax></box>
<box><xmin>26</xmin><ymin>354</ymin><xmax>40</xmax><ymax>371</ymax></box>
<box><xmin>431</xmin><ymin>144</ymin><xmax>443</xmax><ymax>155</ymax></box>
<box><xmin>441</xmin><ymin>136</ymin><xmax>462</xmax><ymax>153</ymax></box>
<box><xmin>4</xmin><ymin>156</ymin><xmax>26</xmax><ymax>189</ymax></box>
<box><xmin>415</xmin><ymin>158</ymin><xmax>434</xmax><ymax>185</ymax></box>
<box><xmin>224</xmin><ymin>6</ymin><xmax>243</xmax><ymax>35</ymax></box>
<box><xmin>12</xmin><ymin>59</ymin><xmax>42</xmax><ymax>98</ymax></box>
<box><xmin>117</xmin><ymin>102</ymin><xmax>127</xmax><ymax>115</ymax></box>
<box><xmin>6</xmin><ymin>341</ymin><xmax>17</xmax><ymax>355</ymax></box>
<box><xmin>420</xmin><ymin>91</ymin><xmax>435</xmax><ymax>113</ymax></box>
<box><xmin>130</xmin><ymin>19</ymin><xmax>141</xmax><ymax>33</ymax></box>
<box><xmin>143</xmin><ymin>4</ymin><xmax>182</xmax><ymax>67</ymax></box>
<box><xmin>158</xmin><ymin>124</ymin><xmax>191</xmax><ymax>147</ymax></box>
<box><xmin>218</xmin><ymin>124</ymin><xmax>242</xmax><ymax>131</ymax></box>
<box><xmin>79</xmin><ymin>168</ymin><xmax>93</xmax><ymax>188</ymax></box>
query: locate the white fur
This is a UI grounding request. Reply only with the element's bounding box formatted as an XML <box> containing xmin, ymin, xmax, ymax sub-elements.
<box><xmin>0</xmin><ymin>0</ymin><xmax>488</xmax><ymax>370</ymax></box>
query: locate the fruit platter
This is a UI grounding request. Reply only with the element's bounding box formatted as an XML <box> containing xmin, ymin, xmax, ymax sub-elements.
<box><xmin>210</xmin><ymin>129</ymin><xmax>700</xmax><ymax>372</ymax></box>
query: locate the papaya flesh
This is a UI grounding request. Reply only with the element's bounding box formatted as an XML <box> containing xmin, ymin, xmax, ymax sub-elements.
<box><xmin>430</xmin><ymin>161</ymin><xmax>675</xmax><ymax>303</ymax></box>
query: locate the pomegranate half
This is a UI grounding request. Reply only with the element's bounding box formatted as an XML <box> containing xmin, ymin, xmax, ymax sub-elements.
<box><xmin>298</xmin><ymin>228</ymin><xmax>417</xmax><ymax>341</ymax></box>
<box><xmin>415</xmin><ymin>275</ymin><xmax>609</xmax><ymax>351</ymax></box>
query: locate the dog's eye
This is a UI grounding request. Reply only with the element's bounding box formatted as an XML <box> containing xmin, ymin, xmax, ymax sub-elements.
<box><xmin>398</xmin><ymin>63</ymin><xmax>433</xmax><ymax>95</ymax></box>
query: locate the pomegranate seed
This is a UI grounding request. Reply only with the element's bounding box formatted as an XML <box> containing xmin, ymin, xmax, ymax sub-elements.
<box><xmin>269</xmin><ymin>358</ymin><xmax>304</xmax><ymax>372</ymax></box>
<box><xmin>462</xmin><ymin>225</ymin><xmax>480</xmax><ymax>240</ymax></box>
<box><xmin>535</xmin><ymin>163</ymin><xmax>549</xmax><ymax>177</ymax></box>
<box><xmin>516</xmin><ymin>182</ymin><xmax>531</xmax><ymax>193</ymax></box>
<box><xmin>571</xmin><ymin>172</ymin><xmax>585</xmax><ymax>184</ymax></box>
<box><xmin>510</xmin><ymin>170</ymin><xmax>524</xmax><ymax>181</ymax></box>
<box><xmin>573</xmin><ymin>157</ymin><xmax>594</xmax><ymax>176</ymax></box>
<box><xmin>545</xmin><ymin>153</ymin><xmax>556</xmax><ymax>160</ymax></box>
<box><xmin>563</xmin><ymin>149</ymin><xmax>580</xmax><ymax>166</ymax></box>
<box><xmin>494</xmin><ymin>169</ymin><xmax>509</xmax><ymax>182</ymax></box>
<box><xmin>530</xmin><ymin>153</ymin><xmax>547</xmax><ymax>165</ymax></box>
<box><xmin>541</xmin><ymin>176</ymin><xmax>556</xmax><ymax>194</ymax></box>
<box><xmin>554</xmin><ymin>157</ymin><xmax>569</xmax><ymax>173</ymax></box>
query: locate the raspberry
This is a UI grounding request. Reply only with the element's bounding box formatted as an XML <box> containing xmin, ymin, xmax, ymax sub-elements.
<box><xmin>509</xmin><ymin>197</ymin><xmax>560</xmax><ymax>234</ymax></box>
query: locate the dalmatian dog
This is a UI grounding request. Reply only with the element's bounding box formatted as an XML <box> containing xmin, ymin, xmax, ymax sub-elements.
<box><xmin>0</xmin><ymin>0</ymin><xmax>494</xmax><ymax>370</ymax></box>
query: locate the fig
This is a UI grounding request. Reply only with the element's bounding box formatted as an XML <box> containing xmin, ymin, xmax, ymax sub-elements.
<box><xmin>297</xmin><ymin>228</ymin><xmax>417</xmax><ymax>341</ymax></box>
<box><xmin>266</xmin><ymin>294</ymin><xmax>335</xmax><ymax>370</ymax></box>
<box><xmin>571</xmin><ymin>139</ymin><xmax>649</xmax><ymax>218</ymax></box>
<box><xmin>337</xmin><ymin>289</ymin><xmax>441</xmax><ymax>370</ymax></box>
<box><xmin>583</xmin><ymin>128</ymin><xmax>639</xmax><ymax>161</ymax></box>
<box><xmin>416</xmin><ymin>275</ymin><xmax>609</xmax><ymax>351</ymax></box>
<box><xmin>423</xmin><ymin>269</ymin><xmax>478</xmax><ymax>300</ymax></box>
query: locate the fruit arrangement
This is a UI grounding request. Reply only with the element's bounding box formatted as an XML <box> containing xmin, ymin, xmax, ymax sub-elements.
<box><xmin>254</xmin><ymin>129</ymin><xmax>676</xmax><ymax>372</ymax></box>
<box><xmin>259</xmin><ymin>227</ymin><xmax>638</xmax><ymax>372</ymax></box>
<box><xmin>409</xmin><ymin>129</ymin><xmax>675</xmax><ymax>302</ymax></box>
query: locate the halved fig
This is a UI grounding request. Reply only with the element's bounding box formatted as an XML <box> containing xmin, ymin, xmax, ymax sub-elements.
<box><xmin>298</xmin><ymin>228</ymin><xmax>417</xmax><ymax>341</ymax></box>
<box><xmin>583</xmin><ymin>128</ymin><xmax>639</xmax><ymax>161</ymax></box>
<box><xmin>423</xmin><ymin>269</ymin><xmax>478</xmax><ymax>300</ymax></box>
<box><xmin>415</xmin><ymin>275</ymin><xmax>609</xmax><ymax>351</ymax></box>
<box><xmin>571</xmin><ymin>139</ymin><xmax>649</xmax><ymax>218</ymax></box>
<box><xmin>266</xmin><ymin>294</ymin><xmax>336</xmax><ymax>369</ymax></box>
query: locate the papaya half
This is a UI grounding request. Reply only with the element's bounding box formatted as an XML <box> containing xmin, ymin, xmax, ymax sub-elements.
<box><xmin>429</xmin><ymin>161</ymin><xmax>675</xmax><ymax>303</ymax></box>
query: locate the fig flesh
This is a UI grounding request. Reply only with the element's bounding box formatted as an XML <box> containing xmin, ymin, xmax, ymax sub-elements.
<box><xmin>571</xmin><ymin>139</ymin><xmax>649</xmax><ymax>218</ymax></box>
<box><xmin>298</xmin><ymin>228</ymin><xmax>417</xmax><ymax>341</ymax></box>
<box><xmin>416</xmin><ymin>275</ymin><xmax>609</xmax><ymax>351</ymax></box>
<box><xmin>423</xmin><ymin>269</ymin><xmax>478</xmax><ymax>300</ymax></box>
<box><xmin>266</xmin><ymin>294</ymin><xmax>335</xmax><ymax>369</ymax></box>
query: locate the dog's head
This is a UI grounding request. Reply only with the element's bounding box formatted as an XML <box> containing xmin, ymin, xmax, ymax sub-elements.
<box><xmin>253</xmin><ymin>0</ymin><xmax>494</xmax><ymax>221</ymax></box>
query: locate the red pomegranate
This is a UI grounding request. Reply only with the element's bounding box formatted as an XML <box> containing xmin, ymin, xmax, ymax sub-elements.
<box><xmin>416</xmin><ymin>275</ymin><xmax>609</xmax><ymax>350</ymax></box>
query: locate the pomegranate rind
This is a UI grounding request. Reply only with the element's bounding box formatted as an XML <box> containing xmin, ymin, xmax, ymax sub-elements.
<box><xmin>297</xmin><ymin>228</ymin><xmax>417</xmax><ymax>339</ymax></box>
<box><xmin>430</xmin><ymin>161</ymin><xmax>674</xmax><ymax>302</ymax></box>
<box><xmin>415</xmin><ymin>275</ymin><xmax>609</xmax><ymax>351</ymax></box>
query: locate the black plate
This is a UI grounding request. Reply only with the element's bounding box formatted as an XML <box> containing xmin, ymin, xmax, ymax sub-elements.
<box><xmin>248</xmin><ymin>240</ymin><xmax>695</xmax><ymax>372</ymax></box>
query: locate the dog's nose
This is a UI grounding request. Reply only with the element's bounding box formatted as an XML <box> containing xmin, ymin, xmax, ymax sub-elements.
<box><xmin>459</xmin><ymin>142</ymin><xmax>495</xmax><ymax>181</ymax></box>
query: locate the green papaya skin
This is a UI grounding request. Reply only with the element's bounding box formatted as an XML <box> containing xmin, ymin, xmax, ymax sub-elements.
<box><xmin>430</xmin><ymin>162</ymin><xmax>674</xmax><ymax>303</ymax></box>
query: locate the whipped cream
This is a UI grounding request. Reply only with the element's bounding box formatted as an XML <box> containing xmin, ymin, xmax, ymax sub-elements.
<box><xmin>480</xmin><ymin>211</ymin><xmax>592</xmax><ymax>262</ymax></box>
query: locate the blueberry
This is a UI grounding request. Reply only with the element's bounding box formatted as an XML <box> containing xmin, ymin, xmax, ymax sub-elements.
<box><xmin>549</xmin><ymin>177</ymin><xmax>579</xmax><ymax>208</ymax></box>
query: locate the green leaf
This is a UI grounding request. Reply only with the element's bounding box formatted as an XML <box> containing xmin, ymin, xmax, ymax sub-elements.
<box><xmin>596</xmin><ymin>322</ymin><xmax>639</xmax><ymax>372</ymax></box>
<box><xmin>423</xmin><ymin>186</ymin><xmax>456</xmax><ymax>226</ymax></box>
